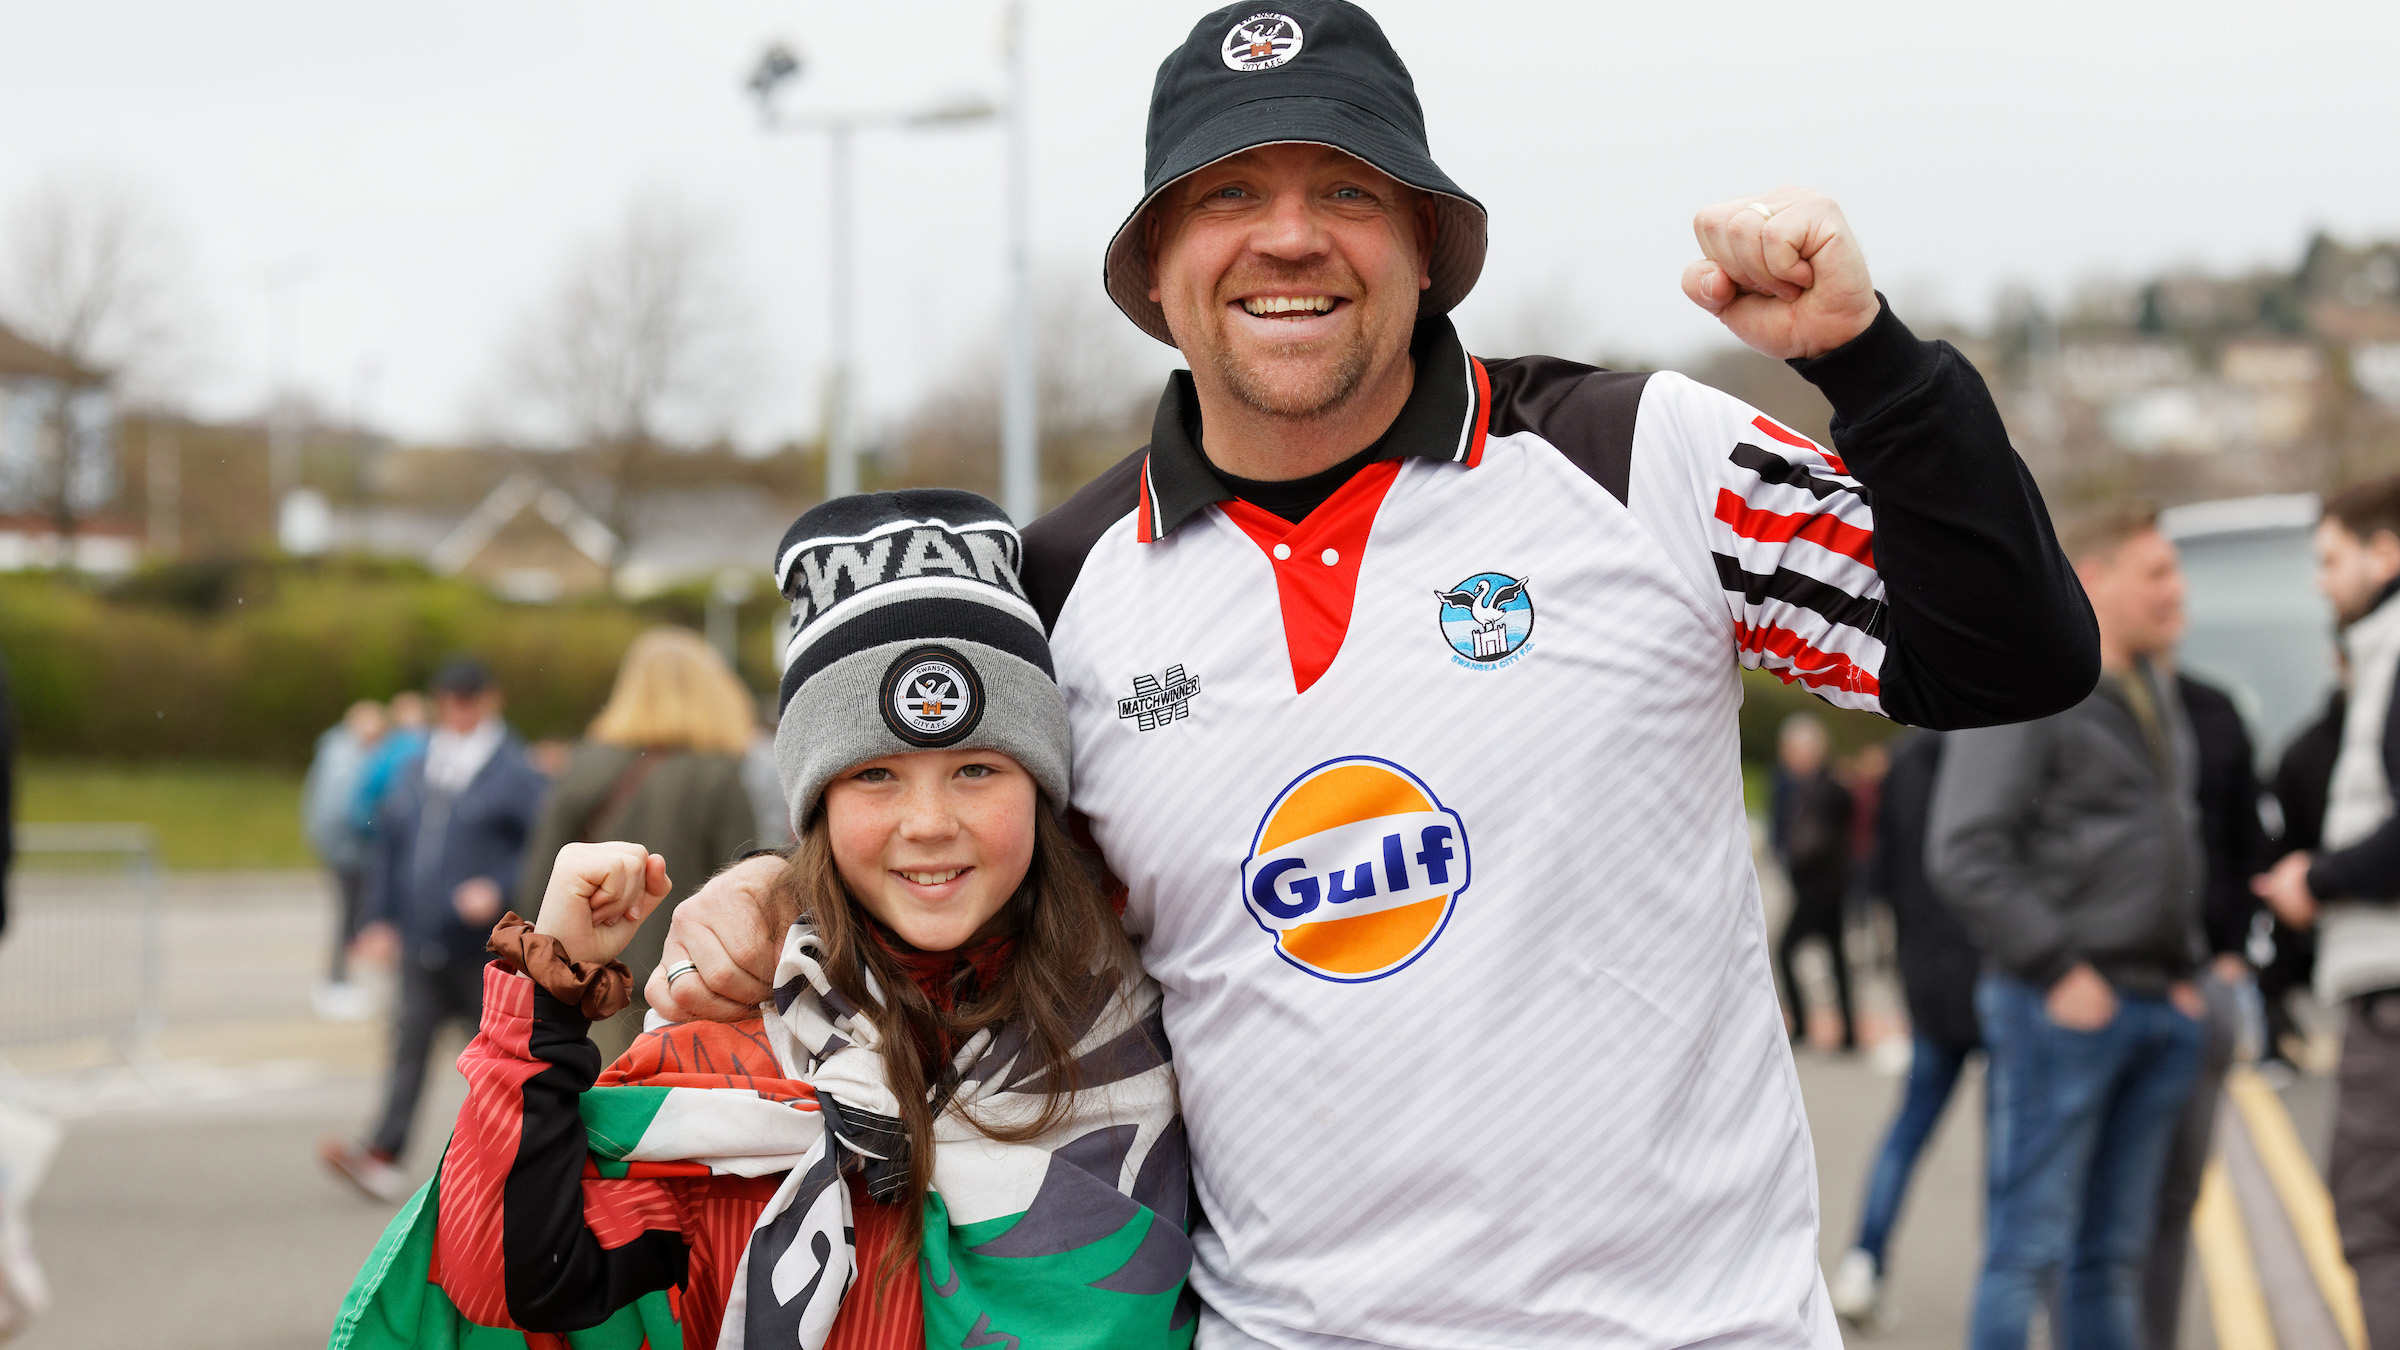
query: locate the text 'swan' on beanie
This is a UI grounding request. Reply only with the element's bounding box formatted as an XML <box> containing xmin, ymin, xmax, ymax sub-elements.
<box><xmin>771</xmin><ymin>490</ymin><xmax>1071</xmax><ymax>833</ymax></box>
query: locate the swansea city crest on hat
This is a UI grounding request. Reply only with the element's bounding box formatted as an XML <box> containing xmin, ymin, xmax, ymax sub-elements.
<box><xmin>880</xmin><ymin>645</ymin><xmax>984</xmax><ymax>747</ymax></box>
<box><xmin>1222</xmin><ymin>12</ymin><xmax>1303</xmax><ymax>70</ymax></box>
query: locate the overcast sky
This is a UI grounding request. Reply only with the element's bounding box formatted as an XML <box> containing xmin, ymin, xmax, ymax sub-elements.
<box><xmin>4</xmin><ymin>0</ymin><xmax>2396</xmax><ymax>448</ymax></box>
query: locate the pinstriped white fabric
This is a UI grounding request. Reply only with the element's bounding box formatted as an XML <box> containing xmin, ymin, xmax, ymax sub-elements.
<box><xmin>1051</xmin><ymin>390</ymin><xmax>1850</xmax><ymax>1348</ymax></box>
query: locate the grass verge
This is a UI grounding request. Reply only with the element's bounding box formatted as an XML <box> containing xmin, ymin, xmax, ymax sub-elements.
<box><xmin>19</xmin><ymin>759</ymin><xmax>312</xmax><ymax>871</ymax></box>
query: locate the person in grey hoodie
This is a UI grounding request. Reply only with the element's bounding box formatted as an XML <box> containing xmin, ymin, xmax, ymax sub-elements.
<box><xmin>1929</xmin><ymin>504</ymin><xmax>2206</xmax><ymax>1350</ymax></box>
<box><xmin>2254</xmin><ymin>474</ymin><xmax>2400</xmax><ymax>1350</ymax></box>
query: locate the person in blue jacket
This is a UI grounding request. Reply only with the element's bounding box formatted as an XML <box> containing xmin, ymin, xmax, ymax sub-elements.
<box><xmin>321</xmin><ymin>656</ymin><xmax>548</xmax><ymax>1203</ymax></box>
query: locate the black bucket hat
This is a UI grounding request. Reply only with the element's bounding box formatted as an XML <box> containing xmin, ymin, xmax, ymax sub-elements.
<box><xmin>1103</xmin><ymin>1</ymin><xmax>1488</xmax><ymax>346</ymax></box>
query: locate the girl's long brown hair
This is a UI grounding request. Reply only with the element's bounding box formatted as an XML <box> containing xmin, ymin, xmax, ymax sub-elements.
<box><xmin>771</xmin><ymin>798</ymin><xmax>1134</xmax><ymax>1293</ymax></box>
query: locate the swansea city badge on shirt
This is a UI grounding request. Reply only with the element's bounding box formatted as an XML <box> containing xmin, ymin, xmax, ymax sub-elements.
<box><xmin>880</xmin><ymin>645</ymin><xmax>983</xmax><ymax>747</ymax></box>
<box><xmin>1222</xmin><ymin>13</ymin><xmax>1302</xmax><ymax>70</ymax></box>
<box><xmin>1434</xmin><ymin>571</ymin><xmax>1534</xmax><ymax>668</ymax></box>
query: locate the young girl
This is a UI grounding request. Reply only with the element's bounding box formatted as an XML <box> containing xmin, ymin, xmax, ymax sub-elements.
<box><xmin>331</xmin><ymin>491</ymin><xmax>1192</xmax><ymax>1350</ymax></box>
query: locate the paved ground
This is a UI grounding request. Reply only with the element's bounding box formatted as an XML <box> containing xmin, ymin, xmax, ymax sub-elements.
<box><xmin>1794</xmin><ymin>1049</ymin><xmax>2340</xmax><ymax>1350</ymax></box>
<box><xmin>1</xmin><ymin>870</ymin><xmax>469</xmax><ymax>1350</ymax></box>
<box><xmin>0</xmin><ymin>868</ymin><xmax>2353</xmax><ymax>1348</ymax></box>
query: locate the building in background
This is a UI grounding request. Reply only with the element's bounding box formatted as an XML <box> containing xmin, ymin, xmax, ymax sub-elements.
<box><xmin>0</xmin><ymin>319</ymin><xmax>128</xmax><ymax>573</ymax></box>
<box><xmin>425</xmin><ymin>473</ymin><xmax>617</xmax><ymax>603</ymax></box>
<box><xmin>1987</xmin><ymin>234</ymin><xmax>2400</xmax><ymax>505</ymax></box>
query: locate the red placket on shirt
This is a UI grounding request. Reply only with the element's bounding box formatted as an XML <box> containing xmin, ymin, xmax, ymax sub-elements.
<box><xmin>1217</xmin><ymin>459</ymin><xmax>1404</xmax><ymax>695</ymax></box>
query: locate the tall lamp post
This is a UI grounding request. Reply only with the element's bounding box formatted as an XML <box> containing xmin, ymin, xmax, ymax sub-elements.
<box><xmin>747</xmin><ymin>45</ymin><xmax>1001</xmax><ymax>504</ymax></box>
<box><xmin>998</xmin><ymin>0</ymin><xmax>1037</xmax><ymax>522</ymax></box>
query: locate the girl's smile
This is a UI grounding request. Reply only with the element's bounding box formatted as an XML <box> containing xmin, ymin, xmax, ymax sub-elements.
<box><xmin>823</xmin><ymin>749</ymin><xmax>1036</xmax><ymax>953</ymax></box>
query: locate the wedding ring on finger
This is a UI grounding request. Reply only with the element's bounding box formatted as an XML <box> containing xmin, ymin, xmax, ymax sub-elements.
<box><xmin>1748</xmin><ymin>201</ymin><xmax>1775</xmax><ymax>223</ymax></box>
<box><xmin>663</xmin><ymin>959</ymin><xmax>699</xmax><ymax>985</ymax></box>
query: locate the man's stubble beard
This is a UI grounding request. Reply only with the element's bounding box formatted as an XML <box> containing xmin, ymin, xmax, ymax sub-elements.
<box><xmin>1209</xmin><ymin>320</ymin><xmax>1379</xmax><ymax>423</ymax></box>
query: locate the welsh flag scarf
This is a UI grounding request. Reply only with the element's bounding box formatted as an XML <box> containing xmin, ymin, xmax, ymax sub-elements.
<box><xmin>329</xmin><ymin>922</ymin><xmax>1194</xmax><ymax>1349</ymax></box>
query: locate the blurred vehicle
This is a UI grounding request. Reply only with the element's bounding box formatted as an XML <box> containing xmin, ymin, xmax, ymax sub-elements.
<box><xmin>2161</xmin><ymin>494</ymin><xmax>2336</xmax><ymax>765</ymax></box>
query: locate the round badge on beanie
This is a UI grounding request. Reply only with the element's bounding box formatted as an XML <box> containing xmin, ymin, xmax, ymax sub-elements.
<box><xmin>1103</xmin><ymin>0</ymin><xmax>1489</xmax><ymax>345</ymax></box>
<box><xmin>879</xmin><ymin>645</ymin><xmax>984</xmax><ymax>746</ymax></box>
<box><xmin>770</xmin><ymin>490</ymin><xmax>1071</xmax><ymax>831</ymax></box>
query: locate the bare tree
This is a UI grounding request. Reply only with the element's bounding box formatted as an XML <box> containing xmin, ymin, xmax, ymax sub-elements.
<box><xmin>4</xmin><ymin>175</ymin><xmax>178</xmax><ymax>377</ymax></box>
<box><xmin>0</xmin><ymin>173</ymin><xmax>182</xmax><ymax>537</ymax></box>
<box><xmin>885</xmin><ymin>272</ymin><xmax>1167</xmax><ymax>506</ymax></box>
<box><xmin>506</xmin><ymin>197</ymin><xmax>748</xmax><ymax>553</ymax></box>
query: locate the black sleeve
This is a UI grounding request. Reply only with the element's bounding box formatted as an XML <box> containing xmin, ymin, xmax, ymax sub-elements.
<box><xmin>2310</xmin><ymin>675</ymin><xmax>2400</xmax><ymax>900</ymax></box>
<box><xmin>1926</xmin><ymin>718</ymin><xmax>2081</xmax><ymax>988</ymax></box>
<box><xmin>1023</xmin><ymin>447</ymin><xmax>1145</xmax><ymax>632</ymax></box>
<box><xmin>2182</xmin><ymin>677</ymin><xmax>2267</xmax><ymax>955</ymax></box>
<box><xmin>2271</xmin><ymin>691</ymin><xmax>2345</xmax><ymax>852</ymax></box>
<box><xmin>1789</xmin><ymin>299</ymin><xmax>2100</xmax><ymax>730</ymax></box>
<box><xmin>504</xmin><ymin>989</ymin><xmax>690</xmax><ymax>1330</ymax></box>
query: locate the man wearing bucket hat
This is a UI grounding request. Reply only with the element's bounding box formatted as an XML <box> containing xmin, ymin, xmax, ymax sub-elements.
<box><xmin>656</xmin><ymin>4</ymin><xmax>2098</xmax><ymax>1346</ymax></box>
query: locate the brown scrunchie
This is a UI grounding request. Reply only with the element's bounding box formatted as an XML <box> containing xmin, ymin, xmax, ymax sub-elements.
<box><xmin>486</xmin><ymin>913</ymin><xmax>636</xmax><ymax>1021</ymax></box>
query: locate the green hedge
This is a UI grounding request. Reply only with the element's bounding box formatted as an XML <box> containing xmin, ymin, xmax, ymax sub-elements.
<box><xmin>20</xmin><ymin>758</ymin><xmax>311</xmax><ymax>869</ymax></box>
<box><xmin>2</xmin><ymin>565</ymin><xmax>1888</xmax><ymax>768</ymax></box>
<box><xmin>0</xmin><ymin>565</ymin><xmax>780</xmax><ymax>765</ymax></box>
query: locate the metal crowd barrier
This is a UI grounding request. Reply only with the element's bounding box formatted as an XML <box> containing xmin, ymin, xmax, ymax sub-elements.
<box><xmin>0</xmin><ymin>824</ymin><xmax>165</xmax><ymax>1076</ymax></box>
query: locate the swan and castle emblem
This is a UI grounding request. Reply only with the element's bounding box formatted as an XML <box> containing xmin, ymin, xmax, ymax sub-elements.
<box><xmin>1434</xmin><ymin>572</ymin><xmax>1534</xmax><ymax>666</ymax></box>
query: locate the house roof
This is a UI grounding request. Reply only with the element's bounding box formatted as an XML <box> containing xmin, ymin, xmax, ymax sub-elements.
<box><xmin>427</xmin><ymin>471</ymin><xmax>618</xmax><ymax>575</ymax></box>
<box><xmin>0</xmin><ymin>319</ymin><xmax>99</xmax><ymax>383</ymax></box>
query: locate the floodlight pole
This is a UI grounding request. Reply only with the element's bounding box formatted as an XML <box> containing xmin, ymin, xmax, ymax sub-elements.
<box><xmin>825</xmin><ymin>120</ymin><xmax>858</xmax><ymax>499</ymax></box>
<box><xmin>750</xmin><ymin>48</ymin><xmax>999</xmax><ymax>505</ymax></box>
<box><xmin>999</xmin><ymin>0</ymin><xmax>1039</xmax><ymax>523</ymax></box>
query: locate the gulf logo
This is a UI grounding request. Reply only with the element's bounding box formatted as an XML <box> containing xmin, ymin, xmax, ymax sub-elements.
<box><xmin>1239</xmin><ymin>756</ymin><xmax>1471</xmax><ymax>982</ymax></box>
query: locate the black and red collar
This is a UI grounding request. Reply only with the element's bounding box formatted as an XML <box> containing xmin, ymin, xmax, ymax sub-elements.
<box><xmin>1132</xmin><ymin>314</ymin><xmax>1492</xmax><ymax>543</ymax></box>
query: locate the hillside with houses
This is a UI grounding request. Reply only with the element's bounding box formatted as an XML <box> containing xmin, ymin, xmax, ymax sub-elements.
<box><xmin>9</xmin><ymin>231</ymin><xmax>2400</xmax><ymax>600</ymax></box>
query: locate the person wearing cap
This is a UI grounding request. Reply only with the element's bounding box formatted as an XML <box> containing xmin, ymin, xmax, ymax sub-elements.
<box><xmin>329</xmin><ymin>491</ymin><xmax>1191</xmax><ymax>1350</ymax></box>
<box><xmin>322</xmin><ymin>656</ymin><xmax>548</xmax><ymax>1203</ymax></box>
<box><xmin>653</xmin><ymin>4</ymin><xmax>2098</xmax><ymax>1346</ymax></box>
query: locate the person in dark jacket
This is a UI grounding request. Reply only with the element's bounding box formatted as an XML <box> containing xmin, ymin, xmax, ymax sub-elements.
<box><xmin>1829</xmin><ymin>730</ymin><xmax>1982</xmax><ymax>1324</ymax></box>
<box><xmin>2260</xmin><ymin>686</ymin><xmax>2341</xmax><ymax>1073</ymax></box>
<box><xmin>2143</xmin><ymin>674</ymin><xmax>2271</xmax><ymax>1350</ymax></box>
<box><xmin>1929</xmin><ymin>505</ymin><xmax>2207</xmax><ymax>1350</ymax></box>
<box><xmin>515</xmin><ymin>628</ymin><xmax>767</xmax><ymax>1062</ymax></box>
<box><xmin>321</xmin><ymin>656</ymin><xmax>547</xmax><ymax>1203</ymax></box>
<box><xmin>1773</xmin><ymin>714</ymin><xmax>1858</xmax><ymax>1050</ymax></box>
<box><xmin>2253</xmin><ymin>478</ymin><xmax>2400</xmax><ymax>1350</ymax></box>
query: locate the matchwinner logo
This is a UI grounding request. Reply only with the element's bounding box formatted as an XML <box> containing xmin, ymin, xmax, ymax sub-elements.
<box><xmin>1116</xmin><ymin>665</ymin><xmax>1201</xmax><ymax>732</ymax></box>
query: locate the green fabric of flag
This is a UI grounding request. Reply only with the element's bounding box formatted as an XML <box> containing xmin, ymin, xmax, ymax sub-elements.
<box><xmin>328</xmin><ymin>920</ymin><xmax>1193</xmax><ymax>1349</ymax></box>
<box><xmin>325</xmin><ymin>1159</ymin><xmax>681</xmax><ymax>1350</ymax></box>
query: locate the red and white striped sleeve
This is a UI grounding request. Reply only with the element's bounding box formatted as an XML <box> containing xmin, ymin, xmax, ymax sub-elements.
<box><xmin>1637</xmin><ymin>372</ymin><xmax>1890</xmax><ymax>714</ymax></box>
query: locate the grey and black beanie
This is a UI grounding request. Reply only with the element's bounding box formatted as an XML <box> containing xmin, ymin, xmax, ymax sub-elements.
<box><xmin>771</xmin><ymin>489</ymin><xmax>1070</xmax><ymax>832</ymax></box>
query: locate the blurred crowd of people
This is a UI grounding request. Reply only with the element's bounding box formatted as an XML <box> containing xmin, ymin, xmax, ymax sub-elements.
<box><xmin>299</xmin><ymin>628</ymin><xmax>789</xmax><ymax>1203</ymax></box>
<box><xmin>1769</xmin><ymin>482</ymin><xmax>2400</xmax><ymax>1349</ymax></box>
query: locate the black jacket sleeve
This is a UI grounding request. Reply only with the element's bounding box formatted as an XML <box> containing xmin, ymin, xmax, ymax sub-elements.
<box><xmin>503</xmin><ymin>989</ymin><xmax>690</xmax><ymax>1330</ymax></box>
<box><xmin>1790</xmin><ymin>300</ymin><xmax>2100</xmax><ymax>730</ymax></box>
<box><xmin>2181</xmin><ymin>677</ymin><xmax>2269</xmax><ymax>954</ymax></box>
<box><xmin>2310</xmin><ymin>673</ymin><xmax>2400</xmax><ymax>900</ymax></box>
<box><xmin>2272</xmin><ymin>691</ymin><xmax>2346</xmax><ymax>853</ymax></box>
<box><xmin>1924</xmin><ymin>717</ymin><xmax>2081</xmax><ymax>988</ymax></box>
